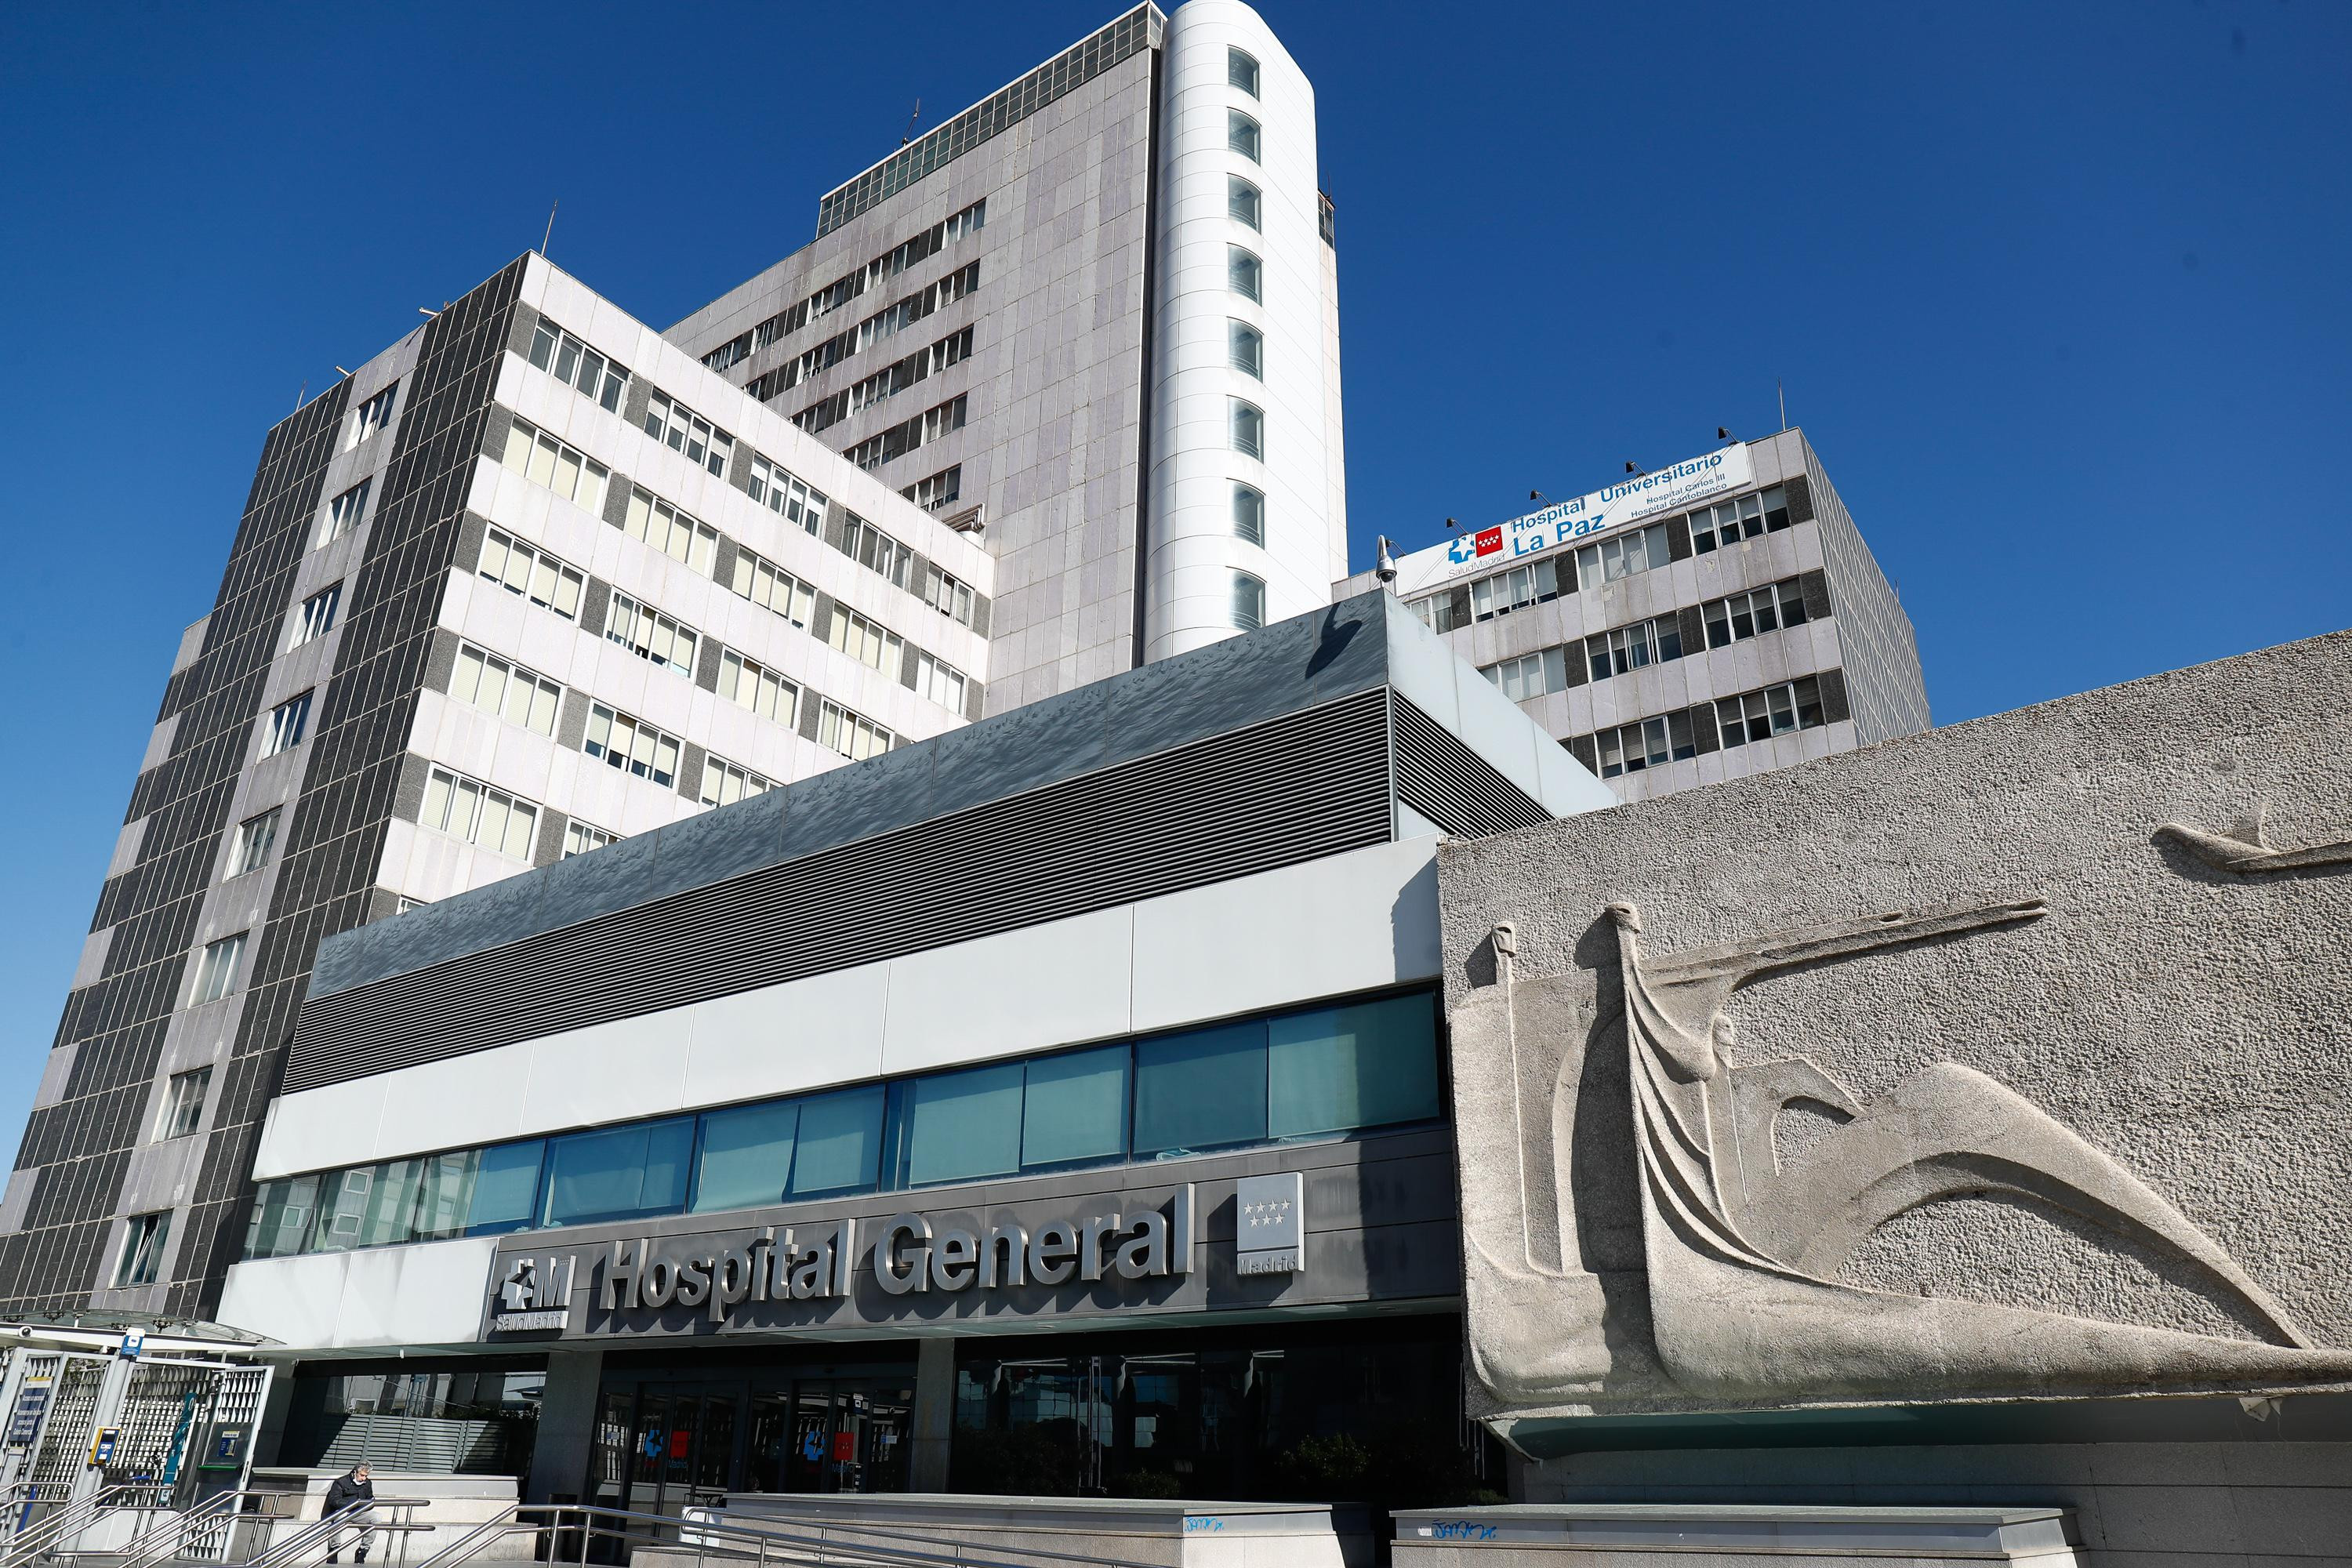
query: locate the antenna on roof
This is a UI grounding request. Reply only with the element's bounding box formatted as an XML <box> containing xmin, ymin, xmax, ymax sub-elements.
<box><xmin>542</xmin><ymin>198</ymin><xmax>559</xmax><ymax>257</ymax></box>
<box><xmin>901</xmin><ymin>99</ymin><xmax>923</xmax><ymax>147</ymax></box>
<box><xmin>1777</xmin><ymin>377</ymin><xmax>1788</xmax><ymax>433</ymax></box>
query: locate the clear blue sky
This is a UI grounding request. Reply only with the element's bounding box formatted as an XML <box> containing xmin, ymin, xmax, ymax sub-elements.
<box><xmin>0</xmin><ymin>2</ymin><xmax>2346</xmax><ymax>1149</ymax></box>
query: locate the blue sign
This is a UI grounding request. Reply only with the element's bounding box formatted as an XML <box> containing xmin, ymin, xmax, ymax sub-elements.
<box><xmin>800</xmin><ymin>1428</ymin><xmax>825</xmax><ymax>1463</ymax></box>
<box><xmin>120</xmin><ymin>1329</ymin><xmax>145</xmax><ymax>1361</ymax></box>
<box><xmin>5</xmin><ymin>1385</ymin><xmax>49</xmax><ymax>1447</ymax></box>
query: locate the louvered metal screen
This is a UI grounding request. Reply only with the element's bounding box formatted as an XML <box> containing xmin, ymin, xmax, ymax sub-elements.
<box><xmin>285</xmin><ymin>688</ymin><xmax>1395</xmax><ymax>1093</ymax></box>
<box><xmin>1389</xmin><ymin>694</ymin><xmax>1556</xmax><ymax>838</ymax></box>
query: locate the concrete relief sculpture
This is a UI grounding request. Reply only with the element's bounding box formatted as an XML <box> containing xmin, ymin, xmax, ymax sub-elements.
<box><xmin>2156</xmin><ymin>802</ymin><xmax>2352</xmax><ymax>875</ymax></box>
<box><xmin>1454</xmin><ymin>894</ymin><xmax>2352</xmax><ymax>1416</ymax></box>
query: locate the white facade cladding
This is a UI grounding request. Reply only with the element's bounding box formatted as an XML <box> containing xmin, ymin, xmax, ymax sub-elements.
<box><xmin>1145</xmin><ymin>1</ymin><xmax>1345</xmax><ymax>661</ymax></box>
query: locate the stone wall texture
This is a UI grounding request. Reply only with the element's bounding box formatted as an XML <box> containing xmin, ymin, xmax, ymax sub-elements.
<box><xmin>1436</xmin><ymin>629</ymin><xmax>2352</xmax><ymax>1425</ymax></box>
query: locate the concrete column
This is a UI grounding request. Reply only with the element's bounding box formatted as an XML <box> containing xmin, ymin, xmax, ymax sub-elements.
<box><xmin>250</xmin><ymin>1361</ymin><xmax>299</xmax><ymax>1467</ymax></box>
<box><xmin>67</xmin><ymin>1352</ymin><xmax>139</xmax><ymax>1508</ymax></box>
<box><xmin>906</xmin><ymin>1338</ymin><xmax>956</xmax><ymax>1493</ymax></box>
<box><xmin>525</xmin><ymin>1349</ymin><xmax>605</xmax><ymax>1505</ymax></box>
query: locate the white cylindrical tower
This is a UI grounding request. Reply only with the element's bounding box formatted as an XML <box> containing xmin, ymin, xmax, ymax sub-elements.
<box><xmin>1145</xmin><ymin>0</ymin><xmax>1342</xmax><ymax>660</ymax></box>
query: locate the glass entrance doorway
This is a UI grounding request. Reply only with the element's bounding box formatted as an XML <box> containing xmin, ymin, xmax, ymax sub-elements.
<box><xmin>591</xmin><ymin>1361</ymin><xmax>915</xmax><ymax>1524</ymax></box>
<box><xmin>743</xmin><ymin>1381</ymin><xmax>912</xmax><ymax>1494</ymax></box>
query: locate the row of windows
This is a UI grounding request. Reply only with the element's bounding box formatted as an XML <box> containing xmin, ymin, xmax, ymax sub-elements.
<box><xmin>797</xmin><ymin>325</ymin><xmax>973</xmax><ymax>434</ymax></box>
<box><xmin>758</xmin><ymin>263</ymin><xmax>986</xmax><ymax>405</ymax></box>
<box><xmin>346</xmin><ymin>383</ymin><xmax>397</xmax><ymax>451</ymax></box>
<box><xmin>1587</xmin><ymin>674</ymin><xmax>1835</xmax><ymax>779</ymax></box>
<box><xmin>451</xmin><ymin>642</ymin><xmax>561</xmax><ymax>737</ymax></box>
<box><xmin>1223</xmin><ymin>53</ymin><xmax>1270</xmax><ymax>609</ymax></box>
<box><xmin>314</xmin><ymin>477</ymin><xmax>371</xmax><ymax>551</ymax></box>
<box><xmin>846</xmin><ymin>393</ymin><xmax>967</xmax><ymax>471</ymax></box>
<box><xmin>526</xmin><ymin>322</ymin><xmax>630</xmax><ymax>413</ymax></box>
<box><xmin>622</xmin><ymin>487</ymin><xmax>720</xmax><ymax>576</ymax></box>
<box><xmin>501</xmin><ymin>417</ymin><xmax>612</xmax><ymax>517</ymax></box>
<box><xmin>477</xmin><ymin>525</ymin><xmax>586</xmax><ymax>619</ymax></box>
<box><xmin>422</xmin><ymin>765</ymin><xmax>540</xmax><ymax>859</ymax></box>
<box><xmin>902</xmin><ymin>465</ymin><xmax>963</xmax><ymax>516</ymax></box>
<box><xmin>604</xmin><ymin>592</ymin><xmax>699</xmax><ymax>678</ymax></box>
<box><xmin>643</xmin><ymin>391</ymin><xmax>733</xmax><ymax>479</ymax></box>
<box><xmin>241</xmin><ymin>989</ymin><xmax>1437</xmax><ymax>1258</ymax></box>
<box><xmin>708</xmin><ymin>198</ymin><xmax>987</xmax><ymax>374</ymax></box>
<box><xmin>700</xmin><ymin>755</ymin><xmax>772</xmax><ymax>809</ymax></box>
<box><xmin>1475</xmin><ymin>577</ymin><xmax>1820</xmax><ymax>705</ymax></box>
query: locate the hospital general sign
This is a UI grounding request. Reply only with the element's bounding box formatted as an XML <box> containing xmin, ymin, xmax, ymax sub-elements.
<box><xmin>483</xmin><ymin>1178</ymin><xmax>1308</xmax><ymax>1338</ymax></box>
<box><xmin>1389</xmin><ymin>443</ymin><xmax>1755</xmax><ymax>597</ymax></box>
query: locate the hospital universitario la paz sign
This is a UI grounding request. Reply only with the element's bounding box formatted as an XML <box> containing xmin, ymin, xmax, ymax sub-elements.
<box><xmin>484</xmin><ymin>1178</ymin><xmax>1308</xmax><ymax>1338</ymax></box>
<box><xmin>1385</xmin><ymin>441</ymin><xmax>1757</xmax><ymax>597</ymax></box>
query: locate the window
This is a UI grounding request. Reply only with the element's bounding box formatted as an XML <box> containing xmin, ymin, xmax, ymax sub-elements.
<box><xmin>1470</xmin><ymin>558</ymin><xmax>1565</xmax><ymax>621</ymax></box>
<box><xmin>114</xmin><ymin>1212</ymin><xmax>171</xmax><ymax>1287</ymax></box>
<box><xmin>1229</xmin><ymin>109</ymin><xmax>1261</xmax><ymax>162</ymax></box>
<box><xmin>827</xmin><ymin>605</ymin><xmax>903</xmax><ymax>674</ymax></box>
<box><xmin>1232</xmin><ymin>571</ymin><xmax>1267</xmax><ymax>632</ymax></box>
<box><xmin>191</xmin><ymin>933</ymin><xmax>245</xmax><ymax>1004</ymax></box>
<box><xmin>945</xmin><ymin>198</ymin><xmax>988</xmax><ymax>241</ymax></box>
<box><xmin>891</xmin><ymin>1062</ymin><xmax>1024</xmax><ymax>1188</ymax></box>
<box><xmin>1574</xmin><ymin>521</ymin><xmax>1671</xmax><ymax>588</ymax></box>
<box><xmin>451</xmin><ymin>643</ymin><xmax>561</xmax><ymax>737</ymax></box>
<box><xmin>262</xmin><ymin>691</ymin><xmax>312</xmax><ymax>758</ymax></box>
<box><xmin>1689</xmin><ymin>485</ymin><xmax>1792</xmax><ymax>553</ymax></box>
<box><xmin>621</xmin><ymin>488</ymin><xmax>720</xmax><ymax>576</ymax></box>
<box><xmin>1486</xmin><ymin>646</ymin><xmax>1570</xmax><ymax>702</ymax></box>
<box><xmin>817</xmin><ymin>698</ymin><xmax>894</xmax><ymax>761</ymax></box>
<box><xmin>839</xmin><ymin>514</ymin><xmax>914</xmax><ymax>589</ymax></box>
<box><xmin>731</xmin><ymin>547</ymin><xmax>816</xmax><ymax>629</ymax></box>
<box><xmin>1228</xmin><ymin>46</ymin><xmax>1260</xmax><ymax>96</ymax></box>
<box><xmin>748</xmin><ymin>455</ymin><xmax>829</xmax><ymax>535</ymax></box>
<box><xmin>700</xmin><ymin>756</ymin><xmax>774</xmax><ymax>809</ymax></box>
<box><xmin>1228</xmin><ymin>246</ymin><xmax>1263</xmax><ymax>303</ymax></box>
<box><xmin>562</xmin><ymin>821</ymin><xmax>618</xmax><ymax>859</ymax></box>
<box><xmin>239</xmin><ymin>990</ymin><xmax>1439</xmax><ymax>1254</ymax></box>
<box><xmin>1595</xmin><ymin>710</ymin><xmax>1697</xmax><ymax>779</ymax></box>
<box><xmin>903</xmin><ymin>465</ymin><xmax>962</xmax><ymax>514</ymax></box>
<box><xmin>923</xmin><ymin>394</ymin><xmax>969</xmax><ymax>443</ymax></box>
<box><xmin>719</xmin><ymin>648</ymin><xmax>799</xmax><ymax>726</ymax></box>
<box><xmin>541</xmin><ymin>1119</ymin><xmax>695</xmax><ymax>1229</ymax></box>
<box><xmin>1269</xmin><ymin>996</ymin><xmax>1442</xmax><ymax>1138</ymax></box>
<box><xmin>604</xmin><ymin>593</ymin><xmax>699</xmax><ymax>677</ymax></box>
<box><xmin>1587</xmin><ymin>615</ymin><xmax>1685</xmax><ymax>681</ymax></box>
<box><xmin>315</xmin><ymin>480</ymin><xmax>370</xmax><ymax>550</ymax></box>
<box><xmin>1409</xmin><ymin>593</ymin><xmax>1464</xmax><ymax>633</ymax></box>
<box><xmin>1232</xmin><ymin>483</ymin><xmax>1266</xmax><ymax>546</ymax></box>
<box><xmin>420</xmin><ymin>767</ymin><xmax>540</xmax><ymax>859</ymax></box>
<box><xmin>499</xmin><ymin>417</ymin><xmax>610</xmax><ymax>516</ymax></box>
<box><xmin>585</xmin><ymin>703</ymin><xmax>681</xmax><ymax>789</ymax></box>
<box><xmin>1228</xmin><ymin>176</ymin><xmax>1262</xmax><ymax>230</ymax></box>
<box><xmin>1717</xmin><ymin>676</ymin><xmax>1828</xmax><ymax>748</ymax></box>
<box><xmin>641</xmin><ymin>391</ymin><xmax>733</xmax><ymax>477</ymax></box>
<box><xmin>1704</xmin><ymin>578</ymin><xmax>1810</xmax><ymax>649</ymax></box>
<box><xmin>476</xmin><ymin>527</ymin><xmax>584</xmax><ymax>620</ymax></box>
<box><xmin>289</xmin><ymin>583</ymin><xmax>341</xmax><ymax>648</ymax></box>
<box><xmin>157</xmin><ymin>1067</ymin><xmax>212</xmax><ymax>1141</ymax></box>
<box><xmin>346</xmin><ymin>384</ymin><xmax>397</xmax><ymax>450</ymax></box>
<box><xmin>228</xmin><ymin>808</ymin><xmax>280</xmax><ymax>878</ymax></box>
<box><xmin>1229</xmin><ymin>398</ymin><xmax>1264</xmax><ymax>459</ymax></box>
<box><xmin>525</xmin><ymin>321</ymin><xmax>630</xmax><ymax>412</ymax></box>
<box><xmin>1229</xmin><ymin>320</ymin><xmax>1263</xmax><ymax>379</ymax></box>
<box><xmin>924</xmin><ymin>564</ymin><xmax>975</xmax><ymax>626</ymax></box>
<box><xmin>915</xmin><ymin>651</ymin><xmax>967</xmax><ymax>711</ymax></box>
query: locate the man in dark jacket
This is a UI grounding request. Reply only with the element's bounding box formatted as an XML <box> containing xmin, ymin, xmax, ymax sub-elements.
<box><xmin>324</xmin><ymin>1464</ymin><xmax>375</xmax><ymax>1563</ymax></box>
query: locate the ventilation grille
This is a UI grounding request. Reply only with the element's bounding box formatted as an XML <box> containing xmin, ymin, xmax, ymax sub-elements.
<box><xmin>283</xmin><ymin>689</ymin><xmax>1393</xmax><ymax>1094</ymax></box>
<box><xmin>1390</xmin><ymin>694</ymin><xmax>1554</xmax><ymax>838</ymax></box>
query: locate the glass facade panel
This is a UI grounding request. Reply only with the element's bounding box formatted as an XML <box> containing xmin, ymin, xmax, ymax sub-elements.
<box><xmin>1134</xmin><ymin>1022</ymin><xmax>1269</xmax><ymax>1155</ymax></box>
<box><xmin>468</xmin><ymin>1141</ymin><xmax>544</xmax><ymax>1234</ymax></box>
<box><xmin>543</xmin><ymin>1119</ymin><xmax>692</xmax><ymax>1228</ymax></box>
<box><xmin>694</xmin><ymin>1101</ymin><xmax>799</xmax><ymax>1214</ymax></box>
<box><xmin>1021</xmin><ymin>1046</ymin><xmax>1130</xmax><ymax>1169</ymax></box>
<box><xmin>1268</xmin><ymin>994</ymin><xmax>1442</xmax><ymax>1138</ymax></box>
<box><xmin>898</xmin><ymin>1062</ymin><xmax>1025</xmax><ymax>1187</ymax></box>
<box><xmin>790</xmin><ymin>1086</ymin><xmax>886</xmax><ymax>1196</ymax></box>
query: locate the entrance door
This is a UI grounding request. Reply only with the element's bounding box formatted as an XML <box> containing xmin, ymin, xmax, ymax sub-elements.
<box><xmin>773</xmin><ymin>1380</ymin><xmax>913</xmax><ymax>1495</ymax></box>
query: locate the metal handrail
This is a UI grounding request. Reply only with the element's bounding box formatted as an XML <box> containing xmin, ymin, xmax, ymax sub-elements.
<box><xmin>93</xmin><ymin>1488</ymin><xmax>288</xmax><ymax>1568</ymax></box>
<box><xmin>245</xmin><ymin>1498</ymin><xmax>435</xmax><ymax>1568</ymax></box>
<box><xmin>0</xmin><ymin>1485</ymin><xmax>144</xmax><ymax>1568</ymax></box>
<box><xmin>410</xmin><ymin>1501</ymin><xmax>1160</xmax><ymax>1568</ymax></box>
